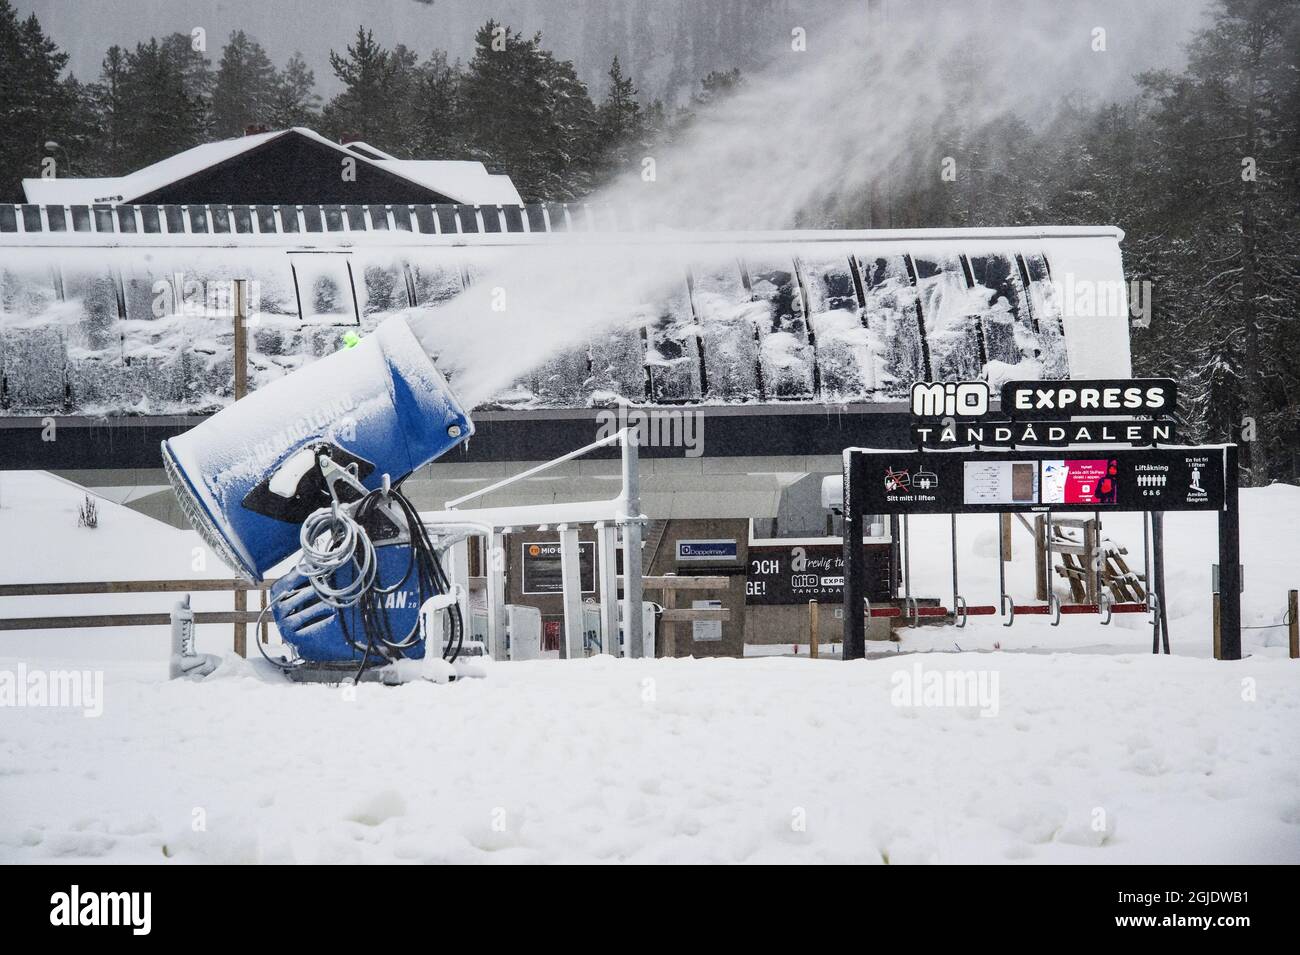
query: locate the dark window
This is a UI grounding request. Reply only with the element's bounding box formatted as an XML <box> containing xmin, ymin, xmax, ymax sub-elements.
<box><xmin>232</xmin><ymin>206</ymin><xmax>254</xmax><ymax>233</ymax></box>
<box><xmin>413</xmin><ymin>205</ymin><xmax>437</xmax><ymax>233</ymax></box>
<box><xmin>139</xmin><ymin>206</ymin><xmax>161</xmax><ymax>233</ymax></box>
<box><xmin>455</xmin><ymin>205</ymin><xmax>480</xmax><ymax>233</ymax></box>
<box><xmin>525</xmin><ymin>204</ymin><xmax>548</xmax><ymax>233</ymax></box>
<box><xmin>163</xmin><ymin>206</ymin><xmax>185</xmax><ymax>233</ymax></box>
<box><xmin>434</xmin><ymin>205</ymin><xmax>459</xmax><ymax>234</ymax></box>
<box><xmin>545</xmin><ymin>203</ymin><xmax>571</xmax><ymax>231</ymax></box>
<box><xmin>254</xmin><ymin>205</ymin><xmax>277</xmax><ymax>232</ymax></box>
<box><xmin>0</xmin><ymin>206</ymin><xmax>18</xmax><ymax>232</ymax></box>
<box><xmin>210</xmin><ymin>206</ymin><xmax>231</xmax><ymax>233</ymax></box>
<box><xmin>47</xmin><ymin>206</ymin><xmax>67</xmax><ymax>231</ymax></box>
<box><xmin>70</xmin><ymin>206</ymin><xmax>92</xmax><ymax>232</ymax></box>
<box><xmin>187</xmin><ymin>206</ymin><xmax>208</xmax><ymax>233</ymax></box>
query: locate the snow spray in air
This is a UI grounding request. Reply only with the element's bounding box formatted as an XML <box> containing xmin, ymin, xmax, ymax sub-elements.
<box><xmin>408</xmin><ymin>0</ymin><xmax>1195</xmax><ymax>404</ymax></box>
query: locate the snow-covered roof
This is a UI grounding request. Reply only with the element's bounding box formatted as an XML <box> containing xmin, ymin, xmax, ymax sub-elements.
<box><xmin>376</xmin><ymin>160</ymin><xmax>523</xmax><ymax>206</ymax></box>
<box><xmin>22</xmin><ymin>127</ymin><xmax>523</xmax><ymax>207</ymax></box>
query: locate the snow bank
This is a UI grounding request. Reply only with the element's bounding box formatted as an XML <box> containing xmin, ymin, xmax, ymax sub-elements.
<box><xmin>1</xmin><ymin>473</ymin><xmax>1297</xmax><ymax>863</ymax></box>
<box><xmin>0</xmin><ymin>652</ymin><xmax>1296</xmax><ymax>864</ymax></box>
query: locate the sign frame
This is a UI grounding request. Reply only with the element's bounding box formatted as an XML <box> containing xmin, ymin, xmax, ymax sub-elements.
<box><xmin>840</xmin><ymin>443</ymin><xmax>1241</xmax><ymax>662</ymax></box>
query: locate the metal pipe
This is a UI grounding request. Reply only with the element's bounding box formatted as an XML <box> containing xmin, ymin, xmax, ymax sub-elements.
<box><xmin>445</xmin><ymin>428</ymin><xmax>627</xmax><ymax>509</ymax></box>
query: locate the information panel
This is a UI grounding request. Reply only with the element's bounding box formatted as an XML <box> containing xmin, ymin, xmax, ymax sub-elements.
<box><xmin>747</xmin><ymin>543</ymin><xmax>892</xmax><ymax>604</ymax></box>
<box><xmin>852</xmin><ymin>446</ymin><xmax>1226</xmax><ymax>515</ymax></box>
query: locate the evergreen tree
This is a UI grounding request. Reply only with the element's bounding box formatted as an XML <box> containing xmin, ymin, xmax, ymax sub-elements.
<box><xmin>596</xmin><ymin>57</ymin><xmax>645</xmax><ymax>181</ymax></box>
<box><xmin>211</xmin><ymin>30</ymin><xmax>277</xmax><ymax>137</ymax></box>
<box><xmin>1136</xmin><ymin>0</ymin><xmax>1300</xmax><ymax>482</ymax></box>
<box><xmin>323</xmin><ymin>26</ymin><xmax>402</xmax><ymax>144</ymax></box>
<box><xmin>90</xmin><ymin>46</ymin><xmax>130</xmax><ymax>175</ymax></box>
<box><xmin>266</xmin><ymin>52</ymin><xmax>321</xmax><ymax>129</ymax></box>
<box><xmin>408</xmin><ymin>50</ymin><xmax>465</xmax><ymax>159</ymax></box>
<box><xmin>0</xmin><ymin>0</ymin><xmax>85</xmax><ymax>198</ymax></box>
<box><xmin>459</xmin><ymin>21</ymin><xmax>599</xmax><ymax>201</ymax></box>
<box><xmin>112</xmin><ymin>37</ymin><xmax>210</xmax><ymax>171</ymax></box>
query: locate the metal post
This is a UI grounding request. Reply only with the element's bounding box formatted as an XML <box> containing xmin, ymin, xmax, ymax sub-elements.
<box><xmin>950</xmin><ymin>514</ymin><xmax>959</xmax><ymax>614</ymax></box>
<box><xmin>558</xmin><ymin>523</ymin><xmax>584</xmax><ymax>659</ymax></box>
<box><xmin>1218</xmin><ymin>444</ymin><xmax>1242</xmax><ymax>660</ymax></box>
<box><xmin>1152</xmin><ymin>510</ymin><xmax>1169</xmax><ymax>654</ymax></box>
<box><xmin>998</xmin><ymin>512</ymin><xmax>1007</xmax><ymax>598</ymax></box>
<box><xmin>450</xmin><ymin>537</ymin><xmax>470</xmax><ymax>630</ymax></box>
<box><xmin>1288</xmin><ymin>589</ymin><xmax>1297</xmax><ymax>660</ymax></box>
<box><xmin>902</xmin><ymin>513</ymin><xmax>911</xmax><ymax>603</ymax></box>
<box><xmin>487</xmin><ymin>530</ymin><xmax>507</xmax><ymax>661</ymax></box>
<box><xmin>1213</xmin><ymin>591</ymin><xmax>1222</xmax><ymax>660</ymax></box>
<box><xmin>619</xmin><ymin>430</ymin><xmax>645</xmax><ymax>658</ymax></box>
<box><xmin>1034</xmin><ymin>514</ymin><xmax>1047</xmax><ymax>601</ymax></box>
<box><xmin>596</xmin><ymin>521</ymin><xmax>620</xmax><ymax>656</ymax></box>
<box><xmin>1142</xmin><ymin>510</ymin><xmax>1152</xmax><ymax>603</ymax></box>
<box><xmin>888</xmin><ymin>514</ymin><xmax>901</xmax><ymax>597</ymax></box>
<box><xmin>843</xmin><ymin>453</ymin><xmax>866</xmax><ymax>661</ymax></box>
<box><xmin>1044</xmin><ymin>509</ymin><xmax>1053</xmax><ymax>605</ymax></box>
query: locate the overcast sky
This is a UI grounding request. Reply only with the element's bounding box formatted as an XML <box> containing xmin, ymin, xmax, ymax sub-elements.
<box><xmin>18</xmin><ymin>0</ymin><xmax>1210</xmax><ymax>101</ymax></box>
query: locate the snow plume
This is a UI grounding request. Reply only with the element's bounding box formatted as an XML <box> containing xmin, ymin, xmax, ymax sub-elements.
<box><xmin>413</xmin><ymin>0</ymin><xmax>1195</xmax><ymax>404</ymax></box>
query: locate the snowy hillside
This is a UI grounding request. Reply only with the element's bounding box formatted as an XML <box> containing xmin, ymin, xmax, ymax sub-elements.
<box><xmin>1</xmin><ymin>472</ymin><xmax>1297</xmax><ymax>863</ymax></box>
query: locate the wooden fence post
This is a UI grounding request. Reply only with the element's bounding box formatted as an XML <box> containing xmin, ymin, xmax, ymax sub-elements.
<box><xmin>661</xmin><ymin>584</ymin><xmax>677</xmax><ymax>658</ymax></box>
<box><xmin>809</xmin><ymin>599</ymin><xmax>819</xmax><ymax>658</ymax></box>
<box><xmin>1034</xmin><ymin>515</ymin><xmax>1048</xmax><ymax>601</ymax></box>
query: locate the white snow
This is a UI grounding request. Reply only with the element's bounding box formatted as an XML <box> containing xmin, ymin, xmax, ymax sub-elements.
<box><xmin>1</xmin><ymin>471</ymin><xmax>1298</xmax><ymax>863</ymax></box>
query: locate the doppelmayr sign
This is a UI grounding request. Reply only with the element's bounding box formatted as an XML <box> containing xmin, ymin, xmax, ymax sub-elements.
<box><xmin>909</xmin><ymin>378</ymin><xmax>1178</xmax><ymax>447</ymax></box>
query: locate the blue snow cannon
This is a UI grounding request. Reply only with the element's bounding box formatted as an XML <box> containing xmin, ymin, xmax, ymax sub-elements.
<box><xmin>269</xmin><ymin>533</ymin><xmax>427</xmax><ymax>664</ymax></box>
<box><xmin>162</xmin><ymin>317</ymin><xmax>473</xmax><ymax>582</ymax></box>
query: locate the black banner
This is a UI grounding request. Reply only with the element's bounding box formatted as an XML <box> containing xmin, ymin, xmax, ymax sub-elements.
<box><xmin>850</xmin><ymin>446</ymin><xmax>1227</xmax><ymax>514</ymax></box>
<box><xmin>1000</xmin><ymin>378</ymin><xmax>1177</xmax><ymax>418</ymax></box>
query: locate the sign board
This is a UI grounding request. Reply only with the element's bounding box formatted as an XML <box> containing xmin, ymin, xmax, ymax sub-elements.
<box><xmin>746</xmin><ymin>543</ymin><xmax>892</xmax><ymax>604</ymax></box>
<box><xmin>676</xmin><ymin>539</ymin><xmax>739</xmax><ymax>563</ymax></box>
<box><xmin>841</xmin><ymin>443</ymin><xmax>1243</xmax><ymax>663</ymax></box>
<box><xmin>1000</xmin><ymin>378</ymin><xmax>1177</xmax><ymax>419</ymax></box>
<box><xmin>691</xmin><ymin>600</ymin><xmax>723</xmax><ymax>642</ymax></box>
<box><xmin>855</xmin><ymin>446</ymin><xmax>1227</xmax><ymax>515</ymax></box>
<box><xmin>912</xmin><ymin>419</ymin><xmax>1177</xmax><ymax>448</ymax></box>
<box><xmin>521</xmin><ymin>541</ymin><xmax>596</xmax><ymax>594</ymax></box>
<box><xmin>1211</xmin><ymin>564</ymin><xmax>1244</xmax><ymax>594</ymax></box>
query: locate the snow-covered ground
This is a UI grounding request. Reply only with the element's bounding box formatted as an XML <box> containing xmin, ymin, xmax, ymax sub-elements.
<box><xmin>1</xmin><ymin>471</ymin><xmax>1298</xmax><ymax>863</ymax></box>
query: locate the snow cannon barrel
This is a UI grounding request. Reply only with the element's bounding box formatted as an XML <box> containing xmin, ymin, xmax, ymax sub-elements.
<box><xmin>161</xmin><ymin>317</ymin><xmax>473</xmax><ymax>581</ymax></box>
